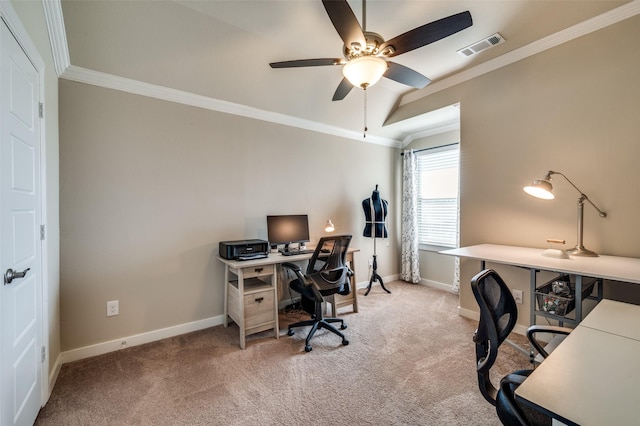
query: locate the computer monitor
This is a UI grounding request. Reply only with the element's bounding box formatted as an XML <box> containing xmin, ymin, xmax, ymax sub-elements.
<box><xmin>266</xmin><ymin>214</ymin><xmax>310</xmax><ymax>252</ymax></box>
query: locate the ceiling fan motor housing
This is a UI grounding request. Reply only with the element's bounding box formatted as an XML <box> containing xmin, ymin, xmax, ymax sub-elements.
<box><xmin>343</xmin><ymin>32</ymin><xmax>390</xmax><ymax>60</ymax></box>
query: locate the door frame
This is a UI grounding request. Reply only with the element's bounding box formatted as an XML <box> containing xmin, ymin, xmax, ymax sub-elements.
<box><xmin>0</xmin><ymin>1</ymin><xmax>50</xmax><ymax>406</ymax></box>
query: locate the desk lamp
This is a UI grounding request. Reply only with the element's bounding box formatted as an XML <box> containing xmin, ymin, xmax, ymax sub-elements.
<box><xmin>325</xmin><ymin>220</ymin><xmax>335</xmax><ymax>233</ymax></box>
<box><xmin>523</xmin><ymin>170</ymin><xmax>607</xmax><ymax>257</ymax></box>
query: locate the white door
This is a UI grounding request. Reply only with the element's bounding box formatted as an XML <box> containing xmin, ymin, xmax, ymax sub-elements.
<box><xmin>0</xmin><ymin>19</ymin><xmax>43</xmax><ymax>426</ymax></box>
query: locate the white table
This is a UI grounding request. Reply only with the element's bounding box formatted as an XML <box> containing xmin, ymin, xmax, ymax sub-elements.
<box><xmin>440</xmin><ymin>244</ymin><xmax>640</xmax><ymax>325</ymax></box>
<box><xmin>515</xmin><ymin>299</ymin><xmax>640</xmax><ymax>425</ymax></box>
<box><xmin>579</xmin><ymin>298</ymin><xmax>640</xmax><ymax>341</ymax></box>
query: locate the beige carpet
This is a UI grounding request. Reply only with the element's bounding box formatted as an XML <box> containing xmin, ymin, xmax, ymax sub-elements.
<box><xmin>36</xmin><ymin>281</ymin><xmax>530</xmax><ymax>425</ymax></box>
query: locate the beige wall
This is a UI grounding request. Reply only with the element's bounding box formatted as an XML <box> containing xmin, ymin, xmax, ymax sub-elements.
<box><xmin>59</xmin><ymin>80</ymin><xmax>398</xmax><ymax>351</ymax></box>
<box><xmin>10</xmin><ymin>0</ymin><xmax>61</xmax><ymax>386</ymax></box>
<box><xmin>393</xmin><ymin>15</ymin><xmax>640</xmax><ymax>326</ymax></box>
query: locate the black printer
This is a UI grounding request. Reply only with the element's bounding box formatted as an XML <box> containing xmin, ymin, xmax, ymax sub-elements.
<box><xmin>219</xmin><ymin>239</ymin><xmax>269</xmax><ymax>261</ymax></box>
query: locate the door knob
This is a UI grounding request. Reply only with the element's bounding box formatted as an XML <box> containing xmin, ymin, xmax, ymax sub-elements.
<box><xmin>4</xmin><ymin>268</ymin><xmax>30</xmax><ymax>285</ymax></box>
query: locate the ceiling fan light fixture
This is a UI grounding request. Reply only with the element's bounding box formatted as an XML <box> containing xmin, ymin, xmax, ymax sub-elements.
<box><xmin>342</xmin><ymin>56</ymin><xmax>387</xmax><ymax>89</ymax></box>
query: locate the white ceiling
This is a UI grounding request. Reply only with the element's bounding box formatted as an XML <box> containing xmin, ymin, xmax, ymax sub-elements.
<box><xmin>57</xmin><ymin>0</ymin><xmax>636</xmax><ymax>146</ymax></box>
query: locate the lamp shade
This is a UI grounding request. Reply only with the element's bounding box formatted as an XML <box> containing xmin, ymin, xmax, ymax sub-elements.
<box><xmin>324</xmin><ymin>220</ymin><xmax>335</xmax><ymax>233</ymax></box>
<box><xmin>342</xmin><ymin>56</ymin><xmax>388</xmax><ymax>89</ymax></box>
<box><xmin>523</xmin><ymin>178</ymin><xmax>554</xmax><ymax>200</ymax></box>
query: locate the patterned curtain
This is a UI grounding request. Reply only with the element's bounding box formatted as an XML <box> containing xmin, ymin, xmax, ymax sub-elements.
<box><xmin>452</xmin><ymin>162</ymin><xmax>461</xmax><ymax>293</ymax></box>
<box><xmin>401</xmin><ymin>150</ymin><xmax>420</xmax><ymax>283</ymax></box>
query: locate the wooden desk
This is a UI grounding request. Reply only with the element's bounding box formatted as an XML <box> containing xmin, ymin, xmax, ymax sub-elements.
<box><xmin>217</xmin><ymin>248</ymin><xmax>359</xmax><ymax>349</ymax></box>
<box><xmin>440</xmin><ymin>244</ymin><xmax>640</xmax><ymax>325</ymax></box>
<box><xmin>515</xmin><ymin>300</ymin><xmax>640</xmax><ymax>425</ymax></box>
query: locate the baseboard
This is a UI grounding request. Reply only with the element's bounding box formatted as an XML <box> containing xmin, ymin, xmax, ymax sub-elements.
<box><xmin>48</xmin><ymin>353</ymin><xmax>63</xmax><ymax>399</ymax></box>
<box><xmin>61</xmin><ymin>275</ymin><xmax>399</xmax><ymax>364</ymax></box>
<box><xmin>458</xmin><ymin>306</ymin><xmax>480</xmax><ymax>322</ymax></box>
<box><xmin>421</xmin><ymin>278</ymin><xmax>454</xmax><ymax>292</ymax></box>
<box><xmin>355</xmin><ymin>274</ymin><xmax>399</xmax><ymax>290</ymax></box>
<box><xmin>61</xmin><ymin>315</ymin><xmax>225</xmax><ymax>364</ymax></box>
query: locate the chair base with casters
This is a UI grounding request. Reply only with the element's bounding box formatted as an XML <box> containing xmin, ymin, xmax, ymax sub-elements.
<box><xmin>282</xmin><ymin>234</ymin><xmax>353</xmax><ymax>352</ymax></box>
<box><xmin>287</xmin><ymin>293</ymin><xmax>348</xmax><ymax>352</ymax></box>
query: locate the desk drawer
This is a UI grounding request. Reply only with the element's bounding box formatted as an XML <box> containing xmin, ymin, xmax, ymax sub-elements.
<box><xmin>244</xmin><ymin>289</ymin><xmax>275</xmax><ymax>328</ymax></box>
<box><xmin>242</xmin><ymin>264</ymin><xmax>274</xmax><ymax>279</ymax></box>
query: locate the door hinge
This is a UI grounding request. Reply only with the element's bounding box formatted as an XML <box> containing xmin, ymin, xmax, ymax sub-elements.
<box><xmin>39</xmin><ymin>102</ymin><xmax>44</xmax><ymax>118</ymax></box>
<box><xmin>41</xmin><ymin>346</ymin><xmax>47</xmax><ymax>363</ymax></box>
<box><xmin>40</xmin><ymin>224</ymin><xmax>45</xmax><ymax>241</ymax></box>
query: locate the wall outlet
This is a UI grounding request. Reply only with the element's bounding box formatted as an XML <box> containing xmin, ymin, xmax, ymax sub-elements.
<box><xmin>368</xmin><ymin>258</ymin><xmax>373</xmax><ymax>267</ymax></box>
<box><xmin>512</xmin><ymin>289</ymin><xmax>523</xmax><ymax>305</ymax></box>
<box><xmin>107</xmin><ymin>300</ymin><xmax>119</xmax><ymax>317</ymax></box>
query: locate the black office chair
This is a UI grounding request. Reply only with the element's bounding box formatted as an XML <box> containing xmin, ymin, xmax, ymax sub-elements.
<box><xmin>282</xmin><ymin>234</ymin><xmax>353</xmax><ymax>352</ymax></box>
<box><xmin>471</xmin><ymin>269</ymin><xmax>572</xmax><ymax>426</ymax></box>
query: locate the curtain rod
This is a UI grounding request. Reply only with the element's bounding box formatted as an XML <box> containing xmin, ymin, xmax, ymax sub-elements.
<box><xmin>400</xmin><ymin>142</ymin><xmax>459</xmax><ymax>156</ymax></box>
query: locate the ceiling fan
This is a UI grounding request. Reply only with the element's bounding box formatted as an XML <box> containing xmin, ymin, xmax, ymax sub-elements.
<box><xmin>269</xmin><ymin>0</ymin><xmax>473</xmax><ymax>101</ymax></box>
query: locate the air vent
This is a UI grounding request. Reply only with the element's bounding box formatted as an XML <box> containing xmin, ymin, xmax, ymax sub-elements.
<box><xmin>457</xmin><ymin>33</ymin><xmax>505</xmax><ymax>57</ymax></box>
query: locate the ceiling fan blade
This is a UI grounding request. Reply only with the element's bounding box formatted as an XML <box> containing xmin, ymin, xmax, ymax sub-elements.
<box><xmin>332</xmin><ymin>78</ymin><xmax>353</xmax><ymax>101</ymax></box>
<box><xmin>322</xmin><ymin>0</ymin><xmax>366</xmax><ymax>50</ymax></box>
<box><xmin>270</xmin><ymin>58</ymin><xmax>344</xmax><ymax>68</ymax></box>
<box><xmin>384</xmin><ymin>62</ymin><xmax>431</xmax><ymax>89</ymax></box>
<box><xmin>379</xmin><ymin>11</ymin><xmax>472</xmax><ymax>58</ymax></box>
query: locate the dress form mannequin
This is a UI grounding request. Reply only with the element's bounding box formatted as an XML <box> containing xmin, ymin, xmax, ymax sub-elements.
<box><xmin>362</xmin><ymin>185</ymin><xmax>391</xmax><ymax>295</ymax></box>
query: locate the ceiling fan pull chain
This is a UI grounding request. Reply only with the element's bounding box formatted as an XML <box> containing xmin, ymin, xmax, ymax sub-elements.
<box><xmin>363</xmin><ymin>88</ymin><xmax>368</xmax><ymax>138</ymax></box>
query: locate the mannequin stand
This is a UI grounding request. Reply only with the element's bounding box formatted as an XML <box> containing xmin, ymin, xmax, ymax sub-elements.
<box><xmin>365</xmin><ymin>239</ymin><xmax>391</xmax><ymax>296</ymax></box>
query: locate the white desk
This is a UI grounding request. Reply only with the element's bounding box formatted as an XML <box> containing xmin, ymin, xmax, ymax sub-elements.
<box><xmin>217</xmin><ymin>249</ymin><xmax>359</xmax><ymax>349</ymax></box>
<box><xmin>579</xmin><ymin>299</ymin><xmax>640</xmax><ymax>341</ymax></box>
<box><xmin>440</xmin><ymin>244</ymin><xmax>640</xmax><ymax>325</ymax></box>
<box><xmin>440</xmin><ymin>244</ymin><xmax>640</xmax><ymax>283</ymax></box>
<box><xmin>515</xmin><ymin>299</ymin><xmax>640</xmax><ymax>425</ymax></box>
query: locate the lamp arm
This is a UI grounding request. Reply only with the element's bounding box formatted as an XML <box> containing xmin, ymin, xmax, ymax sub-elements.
<box><xmin>548</xmin><ymin>171</ymin><xmax>607</xmax><ymax>218</ymax></box>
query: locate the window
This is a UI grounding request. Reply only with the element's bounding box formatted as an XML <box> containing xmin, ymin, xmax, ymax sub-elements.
<box><xmin>416</xmin><ymin>144</ymin><xmax>459</xmax><ymax>248</ymax></box>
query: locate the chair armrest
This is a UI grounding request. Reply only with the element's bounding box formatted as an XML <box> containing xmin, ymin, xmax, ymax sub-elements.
<box><xmin>500</xmin><ymin>372</ymin><xmax>527</xmax><ymax>388</ymax></box>
<box><xmin>496</xmin><ymin>372</ymin><xmax>532</xmax><ymax>426</ymax></box>
<box><xmin>527</xmin><ymin>325</ymin><xmax>572</xmax><ymax>359</ymax></box>
<box><xmin>281</xmin><ymin>262</ymin><xmax>308</xmax><ymax>286</ymax></box>
<box><xmin>281</xmin><ymin>262</ymin><xmax>301</xmax><ymax>273</ymax></box>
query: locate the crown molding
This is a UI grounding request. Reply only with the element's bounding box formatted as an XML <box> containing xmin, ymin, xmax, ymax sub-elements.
<box><xmin>401</xmin><ymin>120</ymin><xmax>460</xmax><ymax>147</ymax></box>
<box><xmin>61</xmin><ymin>65</ymin><xmax>401</xmax><ymax>147</ymax></box>
<box><xmin>42</xmin><ymin>0</ymin><xmax>69</xmax><ymax>76</ymax></box>
<box><xmin>400</xmin><ymin>0</ymin><xmax>640</xmax><ymax>106</ymax></box>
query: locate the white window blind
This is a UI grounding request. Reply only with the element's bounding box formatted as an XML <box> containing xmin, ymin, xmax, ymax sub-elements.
<box><xmin>416</xmin><ymin>144</ymin><xmax>459</xmax><ymax>247</ymax></box>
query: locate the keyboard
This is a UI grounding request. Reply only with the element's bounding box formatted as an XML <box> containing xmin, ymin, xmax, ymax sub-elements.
<box><xmin>281</xmin><ymin>249</ymin><xmax>315</xmax><ymax>256</ymax></box>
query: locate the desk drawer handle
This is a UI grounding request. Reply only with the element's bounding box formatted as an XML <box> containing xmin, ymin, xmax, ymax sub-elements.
<box><xmin>254</xmin><ymin>268</ymin><xmax>263</xmax><ymax>273</ymax></box>
<box><xmin>255</xmin><ymin>297</ymin><xmax>264</xmax><ymax>303</ymax></box>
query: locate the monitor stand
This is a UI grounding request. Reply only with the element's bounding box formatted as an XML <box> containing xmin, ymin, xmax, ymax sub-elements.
<box><xmin>279</xmin><ymin>243</ymin><xmax>298</xmax><ymax>255</ymax></box>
